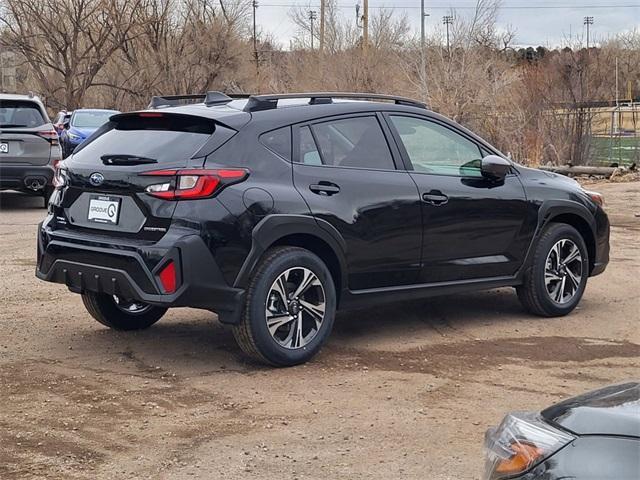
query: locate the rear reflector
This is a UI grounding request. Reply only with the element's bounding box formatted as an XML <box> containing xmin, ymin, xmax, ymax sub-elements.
<box><xmin>158</xmin><ymin>261</ymin><xmax>177</xmax><ymax>294</ymax></box>
<box><xmin>141</xmin><ymin>168</ymin><xmax>249</xmax><ymax>200</ymax></box>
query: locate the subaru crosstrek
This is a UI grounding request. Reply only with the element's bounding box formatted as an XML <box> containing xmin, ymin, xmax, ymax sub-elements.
<box><xmin>36</xmin><ymin>92</ymin><xmax>610</xmax><ymax>366</ymax></box>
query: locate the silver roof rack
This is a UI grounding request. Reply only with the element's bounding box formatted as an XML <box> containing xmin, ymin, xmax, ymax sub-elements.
<box><xmin>148</xmin><ymin>91</ymin><xmax>251</xmax><ymax>109</ymax></box>
<box><xmin>243</xmin><ymin>92</ymin><xmax>427</xmax><ymax>112</ymax></box>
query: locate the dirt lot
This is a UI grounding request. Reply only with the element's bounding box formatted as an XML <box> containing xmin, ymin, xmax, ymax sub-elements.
<box><xmin>1</xmin><ymin>181</ymin><xmax>638</xmax><ymax>480</ymax></box>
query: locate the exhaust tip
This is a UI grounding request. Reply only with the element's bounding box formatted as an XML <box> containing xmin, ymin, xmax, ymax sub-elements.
<box><xmin>24</xmin><ymin>176</ymin><xmax>47</xmax><ymax>191</ymax></box>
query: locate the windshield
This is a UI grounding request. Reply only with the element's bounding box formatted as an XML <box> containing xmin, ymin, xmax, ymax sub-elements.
<box><xmin>0</xmin><ymin>100</ymin><xmax>46</xmax><ymax>128</ymax></box>
<box><xmin>71</xmin><ymin>111</ymin><xmax>117</xmax><ymax>128</ymax></box>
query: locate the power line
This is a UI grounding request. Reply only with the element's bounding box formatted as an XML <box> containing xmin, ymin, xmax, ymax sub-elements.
<box><xmin>259</xmin><ymin>3</ymin><xmax>640</xmax><ymax>9</ymax></box>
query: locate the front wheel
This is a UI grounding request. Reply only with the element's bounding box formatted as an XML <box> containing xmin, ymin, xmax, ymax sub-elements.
<box><xmin>517</xmin><ymin>223</ymin><xmax>589</xmax><ymax>317</ymax></box>
<box><xmin>81</xmin><ymin>292</ymin><xmax>167</xmax><ymax>330</ymax></box>
<box><xmin>232</xmin><ymin>247</ymin><xmax>336</xmax><ymax>367</ymax></box>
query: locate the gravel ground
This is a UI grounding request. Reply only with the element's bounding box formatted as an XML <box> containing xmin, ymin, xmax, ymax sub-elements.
<box><xmin>1</xmin><ymin>180</ymin><xmax>638</xmax><ymax>480</ymax></box>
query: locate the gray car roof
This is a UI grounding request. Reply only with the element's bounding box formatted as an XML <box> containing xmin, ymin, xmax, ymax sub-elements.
<box><xmin>0</xmin><ymin>93</ymin><xmax>44</xmax><ymax>103</ymax></box>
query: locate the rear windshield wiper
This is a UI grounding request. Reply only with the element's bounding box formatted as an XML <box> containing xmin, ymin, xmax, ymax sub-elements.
<box><xmin>101</xmin><ymin>154</ymin><xmax>158</xmax><ymax>166</ymax></box>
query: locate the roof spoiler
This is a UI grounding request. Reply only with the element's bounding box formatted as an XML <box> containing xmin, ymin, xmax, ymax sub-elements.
<box><xmin>147</xmin><ymin>91</ymin><xmax>251</xmax><ymax>109</ymax></box>
<box><xmin>243</xmin><ymin>92</ymin><xmax>428</xmax><ymax>112</ymax></box>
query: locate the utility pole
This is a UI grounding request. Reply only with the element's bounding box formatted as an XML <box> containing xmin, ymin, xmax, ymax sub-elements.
<box><xmin>584</xmin><ymin>16</ymin><xmax>594</xmax><ymax>51</ymax></box>
<box><xmin>309</xmin><ymin>10</ymin><xmax>317</xmax><ymax>50</ymax></box>
<box><xmin>420</xmin><ymin>1</ymin><xmax>430</xmax><ymax>104</ymax></box>
<box><xmin>362</xmin><ymin>0</ymin><xmax>369</xmax><ymax>53</ymax></box>
<box><xmin>252</xmin><ymin>0</ymin><xmax>259</xmax><ymax>73</ymax></box>
<box><xmin>583</xmin><ymin>16</ymin><xmax>594</xmax><ymax>100</ymax></box>
<box><xmin>420</xmin><ymin>0</ymin><xmax>426</xmax><ymax>51</ymax></box>
<box><xmin>443</xmin><ymin>15</ymin><xmax>453</xmax><ymax>56</ymax></box>
<box><xmin>420</xmin><ymin>2</ymin><xmax>431</xmax><ymax>56</ymax></box>
<box><xmin>320</xmin><ymin>0</ymin><xmax>326</xmax><ymax>57</ymax></box>
<box><xmin>615</xmin><ymin>57</ymin><xmax>619</xmax><ymax>108</ymax></box>
<box><xmin>0</xmin><ymin>52</ymin><xmax>4</xmax><ymax>92</ymax></box>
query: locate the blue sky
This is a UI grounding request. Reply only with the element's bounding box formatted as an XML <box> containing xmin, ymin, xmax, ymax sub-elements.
<box><xmin>255</xmin><ymin>0</ymin><xmax>640</xmax><ymax>48</ymax></box>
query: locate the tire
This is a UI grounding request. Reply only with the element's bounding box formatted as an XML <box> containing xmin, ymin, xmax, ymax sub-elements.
<box><xmin>81</xmin><ymin>292</ymin><xmax>167</xmax><ymax>331</ymax></box>
<box><xmin>232</xmin><ymin>246</ymin><xmax>337</xmax><ymax>367</ymax></box>
<box><xmin>517</xmin><ymin>223</ymin><xmax>589</xmax><ymax>317</ymax></box>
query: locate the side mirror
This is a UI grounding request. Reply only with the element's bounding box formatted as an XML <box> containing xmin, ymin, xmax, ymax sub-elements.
<box><xmin>481</xmin><ymin>155</ymin><xmax>511</xmax><ymax>182</ymax></box>
<box><xmin>63</xmin><ymin>120</ymin><xmax>70</xmax><ymax>129</ymax></box>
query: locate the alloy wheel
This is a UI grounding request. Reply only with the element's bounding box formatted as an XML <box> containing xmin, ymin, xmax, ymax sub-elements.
<box><xmin>113</xmin><ymin>295</ymin><xmax>152</xmax><ymax>314</ymax></box>
<box><xmin>544</xmin><ymin>239</ymin><xmax>583</xmax><ymax>305</ymax></box>
<box><xmin>265</xmin><ymin>267</ymin><xmax>326</xmax><ymax>350</ymax></box>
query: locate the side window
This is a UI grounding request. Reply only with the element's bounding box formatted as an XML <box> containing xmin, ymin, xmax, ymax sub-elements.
<box><xmin>299</xmin><ymin>126</ymin><xmax>322</xmax><ymax>165</ymax></box>
<box><xmin>390</xmin><ymin>115</ymin><xmax>483</xmax><ymax>176</ymax></box>
<box><xmin>260</xmin><ymin>126</ymin><xmax>291</xmax><ymax>161</ymax></box>
<box><xmin>309</xmin><ymin>116</ymin><xmax>395</xmax><ymax>170</ymax></box>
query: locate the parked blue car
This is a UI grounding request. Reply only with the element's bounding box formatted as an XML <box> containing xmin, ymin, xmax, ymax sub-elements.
<box><xmin>60</xmin><ymin>109</ymin><xmax>119</xmax><ymax>158</ymax></box>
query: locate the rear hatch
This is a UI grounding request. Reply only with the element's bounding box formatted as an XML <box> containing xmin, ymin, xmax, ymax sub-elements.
<box><xmin>0</xmin><ymin>99</ymin><xmax>53</xmax><ymax>166</ymax></box>
<box><xmin>56</xmin><ymin>112</ymin><xmax>232</xmax><ymax>242</ymax></box>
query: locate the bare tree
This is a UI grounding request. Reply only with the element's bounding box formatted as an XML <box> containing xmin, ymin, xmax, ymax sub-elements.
<box><xmin>1</xmin><ymin>0</ymin><xmax>143</xmax><ymax>108</ymax></box>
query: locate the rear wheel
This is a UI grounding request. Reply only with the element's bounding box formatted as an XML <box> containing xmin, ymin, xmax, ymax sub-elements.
<box><xmin>232</xmin><ymin>247</ymin><xmax>336</xmax><ymax>367</ymax></box>
<box><xmin>517</xmin><ymin>223</ymin><xmax>589</xmax><ymax>317</ymax></box>
<box><xmin>81</xmin><ymin>292</ymin><xmax>167</xmax><ymax>330</ymax></box>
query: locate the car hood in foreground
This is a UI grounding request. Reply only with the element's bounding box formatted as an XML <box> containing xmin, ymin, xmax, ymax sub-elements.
<box><xmin>542</xmin><ymin>382</ymin><xmax>640</xmax><ymax>438</ymax></box>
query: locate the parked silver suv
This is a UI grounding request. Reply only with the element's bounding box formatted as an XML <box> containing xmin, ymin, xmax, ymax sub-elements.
<box><xmin>0</xmin><ymin>93</ymin><xmax>62</xmax><ymax>207</ymax></box>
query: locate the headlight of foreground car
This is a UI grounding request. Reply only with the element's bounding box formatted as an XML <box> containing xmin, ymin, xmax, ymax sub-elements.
<box><xmin>484</xmin><ymin>412</ymin><xmax>575</xmax><ymax>480</ymax></box>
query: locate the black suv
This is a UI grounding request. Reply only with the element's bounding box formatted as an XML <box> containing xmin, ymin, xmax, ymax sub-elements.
<box><xmin>36</xmin><ymin>92</ymin><xmax>610</xmax><ymax>366</ymax></box>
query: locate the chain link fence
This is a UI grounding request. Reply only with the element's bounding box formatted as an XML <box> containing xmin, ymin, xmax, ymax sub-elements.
<box><xmin>589</xmin><ymin>104</ymin><xmax>639</xmax><ymax>166</ymax></box>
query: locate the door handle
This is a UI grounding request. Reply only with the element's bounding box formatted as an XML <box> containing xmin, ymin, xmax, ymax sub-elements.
<box><xmin>422</xmin><ymin>190</ymin><xmax>449</xmax><ymax>206</ymax></box>
<box><xmin>310</xmin><ymin>182</ymin><xmax>340</xmax><ymax>196</ymax></box>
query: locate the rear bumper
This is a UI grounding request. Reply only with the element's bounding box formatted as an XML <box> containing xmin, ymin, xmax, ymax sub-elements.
<box><xmin>0</xmin><ymin>164</ymin><xmax>54</xmax><ymax>191</ymax></box>
<box><xmin>36</xmin><ymin>222</ymin><xmax>246</xmax><ymax>324</ymax></box>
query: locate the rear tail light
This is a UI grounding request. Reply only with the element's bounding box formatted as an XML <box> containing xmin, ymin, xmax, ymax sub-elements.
<box><xmin>37</xmin><ymin>129</ymin><xmax>60</xmax><ymax>146</ymax></box>
<box><xmin>157</xmin><ymin>261</ymin><xmax>177</xmax><ymax>294</ymax></box>
<box><xmin>583</xmin><ymin>189</ymin><xmax>605</xmax><ymax>208</ymax></box>
<box><xmin>140</xmin><ymin>168</ymin><xmax>249</xmax><ymax>200</ymax></box>
<box><xmin>52</xmin><ymin>160</ymin><xmax>68</xmax><ymax>188</ymax></box>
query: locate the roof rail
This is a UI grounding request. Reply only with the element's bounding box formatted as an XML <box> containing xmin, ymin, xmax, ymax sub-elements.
<box><xmin>243</xmin><ymin>92</ymin><xmax>427</xmax><ymax>112</ymax></box>
<box><xmin>148</xmin><ymin>91</ymin><xmax>250</xmax><ymax>109</ymax></box>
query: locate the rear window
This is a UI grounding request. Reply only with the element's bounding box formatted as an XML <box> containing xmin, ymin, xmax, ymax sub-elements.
<box><xmin>71</xmin><ymin>110</ymin><xmax>118</xmax><ymax>128</ymax></box>
<box><xmin>0</xmin><ymin>100</ymin><xmax>46</xmax><ymax>128</ymax></box>
<box><xmin>72</xmin><ymin>114</ymin><xmax>216</xmax><ymax>164</ymax></box>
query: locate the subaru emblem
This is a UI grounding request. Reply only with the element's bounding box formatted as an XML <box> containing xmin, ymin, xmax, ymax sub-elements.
<box><xmin>89</xmin><ymin>172</ymin><xmax>104</xmax><ymax>186</ymax></box>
